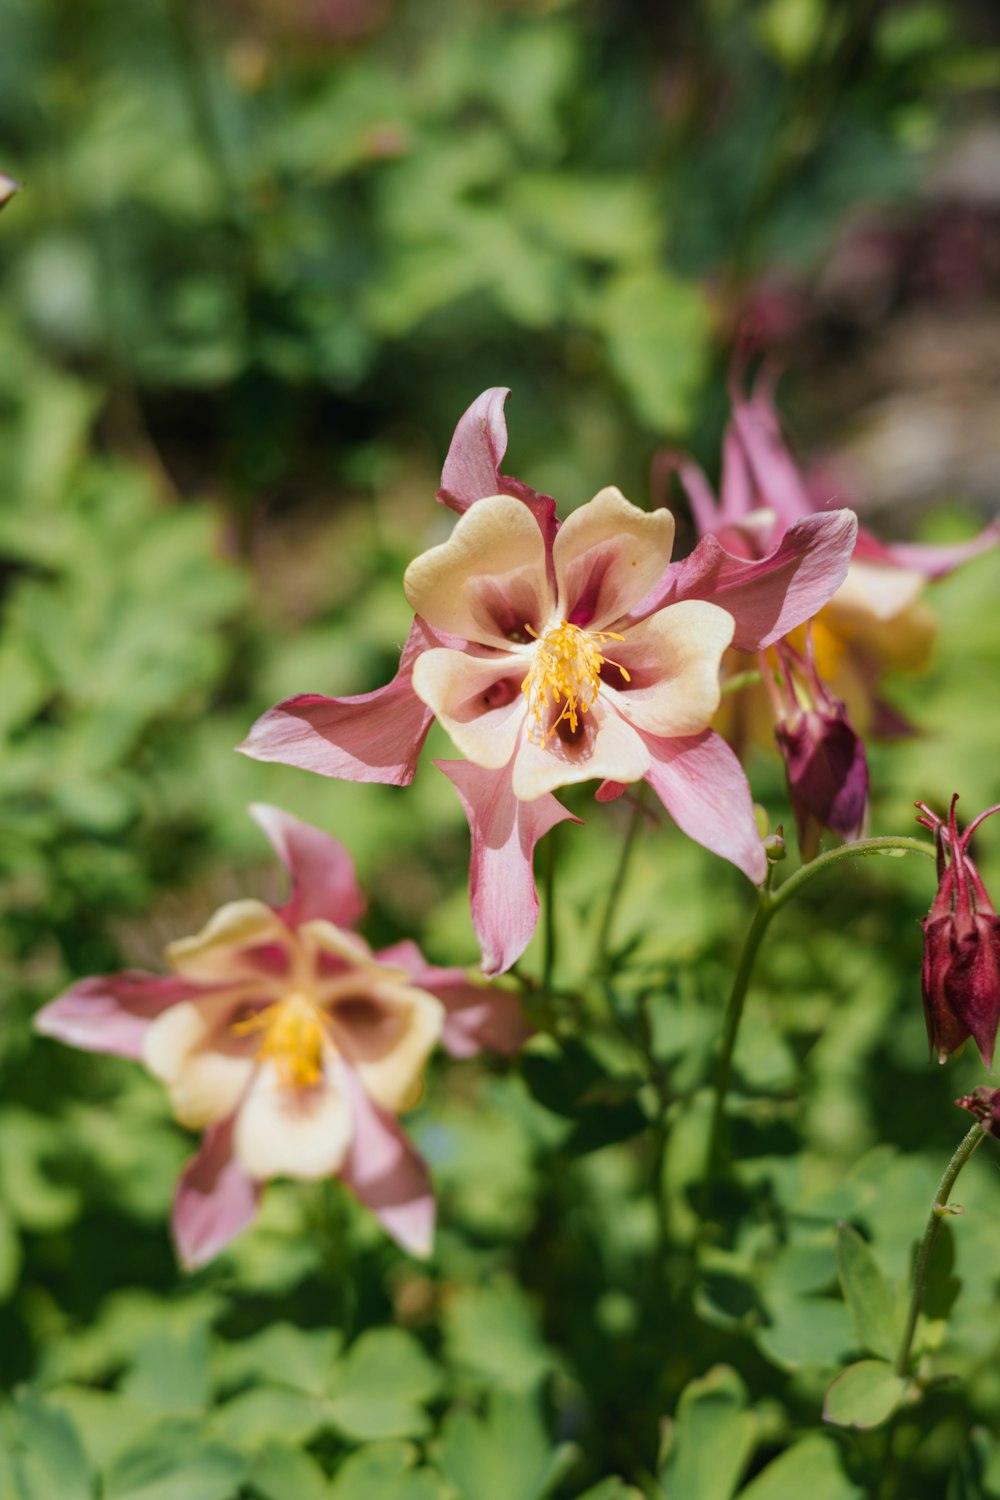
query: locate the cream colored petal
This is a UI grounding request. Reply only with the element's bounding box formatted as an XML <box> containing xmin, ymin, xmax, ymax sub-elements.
<box><xmin>143</xmin><ymin>993</ymin><xmax>257</xmax><ymax>1129</ymax></box>
<box><xmin>511</xmin><ymin>698</ymin><xmax>650</xmax><ymax>800</ymax></box>
<box><xmin>403</xmin><ymin>495</ymin><xmax>551</xmax><ymax>647</ymax></box>
<box><xmin>553</xmin><ymin>487</ymin><xmax>675</xmax><ymax>629</ymax></box>
<box><xmin>412</xmin><ymin>647</ymin><xmax>527</xmax><ymax>769</ymax></box>
<box><xmin>166</xmin><ymin>900</ymin><xmax>292</xmax><ymax>983</ymax></box>
<box><xmin>297</xmin><ymin>919</ymin><xmax>376</xmax><ymax>973</ymax></box>
<box><xmin>828</xmin><ymin>560</ymin><xmax>924</xmax><ymax>624</ymax></box>
<box><xmin>609</xmin><ymin>601</ymin><xmax>734</xmax><ymax>737</ymax></box>
<box><xmin>233</xmin><ymin>1055</ymin><xmax>353</xmax><ymax>1181</ymax></box>
<box><xmin>329</xmin><ymin>982</ymin><xmax>444</xmax><ymax>1114</ymax></box>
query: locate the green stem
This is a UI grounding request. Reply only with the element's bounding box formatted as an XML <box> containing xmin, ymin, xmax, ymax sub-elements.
<box><xmin>895</xmin><ymin>1122</ymin><xmax>987</xmax><ymax>1377</ymax></box>
<box><xmin>542</xmin><ymin>827</ymin><xmax>558</xmax><ymax>1001</ymax></box>
<box><xmin>701</xmin><ymin>835</ymin><xmax>936</xmax><ymax>1218</ymax></box>
<box><xmin>594</xmin><ymin>792</ymin><xmax>646</xmax><ymax>976</ymax></box>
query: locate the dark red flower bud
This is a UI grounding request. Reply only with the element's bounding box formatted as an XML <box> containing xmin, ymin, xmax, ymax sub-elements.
<box><xmin>768</xmin><ymin>633</ymin><xmax>869</xmax><ymax>860</ymax></box>
<box><xmin>917</xmin><ymin>795</ymin><xmax>1000</xmax><ymax>1067</ymax></box>
<box><xmin>956</xmin><ymin>1085</ymin><xmax>1000</xmax><ymax>1135</ymax></box>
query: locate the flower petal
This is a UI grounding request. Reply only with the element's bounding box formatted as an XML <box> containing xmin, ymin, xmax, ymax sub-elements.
<box><xmin>375</xmin><ymin>940</ymin><xmax>530</xmax><ymax>1057</ymax></box>
<box><xmin>328</xmin><ymin>980</ymin><xmax>444</xmax><ymax>1114</ymax></box>
<box><xmin>729</xmin><ymin>367</ymin><xmax>815</xmax><ymax>527</ymax></box>
<box><xmin>641</xmin><ymin>728</ymin><xmax>767</xmax><ymax>884</ymax></box>
<box><xmin>339</xmin><ymin>1067</ymin><xmax>435</xmax><ymax>1257</ymax></box>
<box><xmin>249</xmin><ymin>803</ymin><xmax>365</xmax><ymax>931</ymax></box>
<box><xmin>435</xmin><ymin>758</ymin><xmax>581</xmax><ymax>976</ymax></box>
<box><xmin>172</xmin><ymin>1117</ymin><xmax>261</xmax><ymax>1269</ymax></box>
<box><xmin>166</xmin><ymin>900</ymin><xmax>291</xmax><ymax>983</ymax></box>
<box><xmin>411</xmin><ymin>647</ymin><xmax>527</xmax><ymax>769</ymax></box>
<box><xmin>233</xmin><ymin>1055</ymin><xmax>354</xmax><ymax>1181</ymax></box>
<box><xmin>436</xmin><ymin>386</ymin><xmax>558</xmax><ymax>546</ymax></box>
<box><xmin>608</xmin><ymin>600</ymin><xmax>733</xmax><ymax>737</ymax></box>
<box><xmin>35</xmin><ymin>972</ymin><xmax>204</xmax><ymax>1060</ymax></box>
<box><xmin>511</xmin><ymin>700</ymin><xmax>650</xmax><ymax>800</ymax></box>
<box><xmin>553</xmin><ymin>486</ymin><xmax>675</xmax><ymax>628</ymax></box>
<box><xmin>642</xmin><ymin>510</ymin><xmax>858</xmax><ymax>652</ymax></box>
<box><xmin>859</xmin><ymin>521</ymin><xmax>1000</xmax><ymax>581</ymax></box>
<box><xmin>404</xmin><ymin>495</ymin><xmax>551</xmax><ymax>648</ymax></box>
<box><xmin>237</xmin><ymin>618</ymin><xmax>438</xmax><ymax>787</ymax></box>
<box><xmin>143</xmin><ymin>994</ymin><xmax>259</xmax><ymax>1129</ymax></box>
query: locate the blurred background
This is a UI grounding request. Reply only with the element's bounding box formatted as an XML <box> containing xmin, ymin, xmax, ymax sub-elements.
<box><xmin>1</xmin><ymin>1</ymin><xmax>1000</xmax><ymax>1494</ymax></box>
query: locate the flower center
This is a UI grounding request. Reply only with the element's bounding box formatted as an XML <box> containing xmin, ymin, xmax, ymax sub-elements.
<box><xmin>232</xmin><ymin>992</ymin><xmax>328</xmax><ymax>1089</ymax></box>
<box><xmin>521</xmin><ymin>621</ymin><xmax>629</xmax><ymax>743</ymax></box>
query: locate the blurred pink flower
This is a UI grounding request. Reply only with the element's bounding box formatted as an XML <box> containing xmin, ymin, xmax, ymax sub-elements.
<box><xmin>242</xmin><ymin>389</ymin><xmax>857</xmax><ymax>974</ymax></box>
<box><xmin>36</xmin><ymin>805</ymin><xmax>523</xmax><ymax>1267</ymax></box>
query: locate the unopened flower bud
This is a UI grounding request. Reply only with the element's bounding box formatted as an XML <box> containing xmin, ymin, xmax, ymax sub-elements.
<box><xmin>764</xmin><ymin>828</ymin><xmax>787</xmax><ymax>862</ymax></box>
<box><xmin>956</xmin><ymin>1085</ymin><xmax>1000</xmax><ymax>1135</ymax></box>
<box><xmin>917</xmin><ymin>795</ymin><xmax>1000</xmax><ymax>1067</ymax></box>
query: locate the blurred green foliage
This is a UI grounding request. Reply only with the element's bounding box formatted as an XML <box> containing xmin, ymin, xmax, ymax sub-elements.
<box><xmin>1</xmin><ymin>0</ymin><xmax>1000</xmax><ymax>1495</ymax></box>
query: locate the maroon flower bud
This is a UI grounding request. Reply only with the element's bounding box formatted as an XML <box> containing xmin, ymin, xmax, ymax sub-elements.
<box><xmin>956</xmin><ymin>1085</ymin><xmax>1000</xmax><ymax>1135</ymax></box>
<box><xmin>917</xmin><ymin>795</ymin><xmax>1000</xmax><ymax>1067</ymax></box>
<box><xmin>767</xmin><ymin>632</ymin><xmax>869</xmax><ymax>860</ymax></box>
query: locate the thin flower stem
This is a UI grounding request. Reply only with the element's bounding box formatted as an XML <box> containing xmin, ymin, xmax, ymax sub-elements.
<box><xmin>701</xmin><ymin>835</ymin><xmax>937</xmax><ymax>1219</ymax></box>
<box><xmin>895</xmin><ymin>1122</ymin><xmax>987</xmax><ymax>1377</ymax></box>
<box><xmin>594</xmin><ymin>792</ymin><xmax>646</xmax><ymax>976</ymax></box>
<box><xmin>542</xmin><ymin>827</ymin><xmax>559</xmax><ymax>1001</ymax></box>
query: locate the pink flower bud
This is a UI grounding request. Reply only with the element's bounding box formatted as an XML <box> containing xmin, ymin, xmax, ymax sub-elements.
<box><xmin>0</xmin><ymin>173</ymin><xmax>20</xmax><ymax>211</ymax></box>
<box><xmin>767</xmin><ymin>633</ymin><xmax>869</xmax><ymax>860</ymax></box>
<box><xmin>917</xmin><ymin>795</ymin><xmax>1000</xmax><ymax>1067</ymax></box>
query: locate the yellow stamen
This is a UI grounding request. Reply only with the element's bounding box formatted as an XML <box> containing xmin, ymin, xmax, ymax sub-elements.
<box><xmin>232</xmin><ymin>992</ymin><xmax>327</xmax><ymax>1089</ymax></box>
<box><xmin>521</xmin><ymin>621</ymin><xmax>630</xmax><ymax>742</ymax></box>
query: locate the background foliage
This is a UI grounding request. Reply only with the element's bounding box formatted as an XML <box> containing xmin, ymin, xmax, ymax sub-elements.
<box><xmin>1</xmin><ymin>0</ymin><xmax>999</xmax><ymax>1494</ymax></box>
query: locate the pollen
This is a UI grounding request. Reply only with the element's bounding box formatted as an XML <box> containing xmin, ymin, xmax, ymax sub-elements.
<box><xmin>233</xmin><ymin>992</ymin><xmax>328</xmax><ymax>1089</ymax></box>
<box><xmin>521</xmin><ymin>621</ymin><xmax>630</xmax><ymax>742</ymax></box>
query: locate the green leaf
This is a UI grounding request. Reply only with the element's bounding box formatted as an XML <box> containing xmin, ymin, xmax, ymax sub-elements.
<box><xmin>591</xmin><ymin>267</ymin><xmax>710</xmax><ymax>434</ymax></box>
<box><xmin>836</xmin><ymin>1223</ymin><xmax>899</xmax><ymax>1361</ymax></box>
<box><xmin>443</xmin><ymin>1280</ymin><xmax>557</xmax><ymax>1390</ymax></box>
<box><xmin>209</xmin><ymin>1386</ymin><xmax>330</xmax><ymax>1448</ymax></box>
<box><xmin>572</xmin><ymin>1483</ymin><xmax>645</xmax><ymax>1500</ymax></box>
<box><xmin>659</xmin><ymin>1366</ymin><xmax>758</xmax><ymax>1500</ymax></box>
<box><xmin>326</xmin><ymin>1330</ymin><xmax>440</xmax><ymax>1442</ymax></box>
<box><xmin>822</xmin><ymin>1360</ymin><xmax>908</xmax><ymax>1430</ymax></box>
<box><xmin>437</xmin><ymin>1391</ymin><xmax>576</xmax><ymax>1500</ymax></box>
<box><xmin>9</xmin><ymin>1390</ymin><xmax>94</xmax><ymax>1500</ymax></box>
<box><xmin>214</xmin><ymin>1324</ymin><xmax>338</xmax><ymax>1398</ymax></box>
<box><xmin>736</xmin><ymin>1436</ymin><xmax>862</xmax><ymax>1499</ymax></box>
<box><xmin>329</xmin><ymin>1443</ymin><xmax>447</xmax><ymax>1500</ymax></box>
<box><xmin>120</xmin><ymin>1325</ymin><xmax>212</xmax><ymax>1414</ymax></box>
<box><xmin>246</xmin><ymin>1441</ymin><xmax>330</xmax><ymax>1500</ymax></box>
<box><xmin>102</xmin><ymin>1420</ymin><xmax>246</xmax><ymax>1500</ymax></box>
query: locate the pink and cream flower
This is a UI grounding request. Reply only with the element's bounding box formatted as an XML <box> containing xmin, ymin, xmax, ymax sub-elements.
<box><xmin>242</xmin><ymin>388</ymin><xmax>859</xmax><ymax>975</ymax></box>
<box><xmin>35</xmin><ymin>804</ymin><xmax>523</xmax><ymax>1267</ymax></box>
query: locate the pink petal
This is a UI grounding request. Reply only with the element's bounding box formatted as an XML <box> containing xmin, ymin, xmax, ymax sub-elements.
<box><xmin>729</xmin><ymin>366</ymin><xmax>814</xmax><ymax>527</ymax></box>
<box><xmin>641</xmin><ymin>729</ymin><xmax>767</xmax><ymax>885</ymax></box>
<box><xmin>237</xmin><ymin>618</ymin><xmax>438</xmax><ymax>786</ymax></box>
<box><xmin>172</xmin><ymin>1117</ymin><xmax>261</xmax><ymax>1269</ymax></box>
<box><xmin>854</xmin><ymin>520</ymin><xmax>1000</xmax><ymax>581</ymax></box>
<box><xmin>640</xmin><ymin>510</ymin><xmax>858</xmax><ymax>652</ymax></box>
<box><xmin>339</xmin><ymin>1067</ymin><xmax>435</xmax><ymax>1257</ymax></box>
<box><xmin>436</xmin><ymin>387</ymin><xmax>558</xmax><ymax>545</ymax></box>
<box><xmin>719</xmin><ymin>423</ymin><xmax>755</xmax><ymax>524</ymax></box>
<box><xmin>35</xmin><ymin>972</ymin><xmax>206</xmax><ymax>1059</ymax></box>
<box><xmin>435</xmin><ymin>758</ymin><xmax>581</xmax><ymax>977</ymax></box>
<box><xmin>249</xmin><ymin>803</ymin><xmax>365</xmax><ymax>931</ymax></box>
<box><xmin>376</xmin><ymin>940</ymin><xmax>530</xmax><ymax>1057</ymax></box>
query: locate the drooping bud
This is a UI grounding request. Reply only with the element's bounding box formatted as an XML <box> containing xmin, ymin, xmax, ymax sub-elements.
<box><xmin>956</xmin><ymin>1085</ymin><xmax>1000</xmax><ymax>1135</ymax></box>
<box><xmin>767</xmin><ymin>631</ymin><xmax>869</xmax><ymax>861</ymax></box>
<box><xmin>917</xmin><ymin>795</ymin><xmax>1000</xmax><ymax>1067</ymax></box>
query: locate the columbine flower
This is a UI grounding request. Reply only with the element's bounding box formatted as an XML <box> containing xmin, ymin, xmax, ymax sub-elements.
<box><xmin>0</xmin><ymin>173</ymin><xmax>19</xmax><ymax>211</ymax></box>
<box><xmin>35</xmin><ymin>804</ymin><xmax>523</xmax><ymax>1267</ymax></box>
<box><xmin>668</xmin><ymin>360</ymin><xmax>999</xmax><ymax>740</ymax></box>
<box><xmin>241</xmin><ymin>387</ymin><xmax>858</xmax><ymax>974</ymax></box>
<box><xmin>916</xmin><ymin>795</ymin><xmax>1000</xmax><ymax>1067</ymax></box>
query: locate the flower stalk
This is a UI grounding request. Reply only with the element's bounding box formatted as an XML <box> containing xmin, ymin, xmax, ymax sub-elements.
<box><xmin>895</xmin><ymin>1121</ymin><xmax>986</xmax><ymax>1377</ymax></box>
